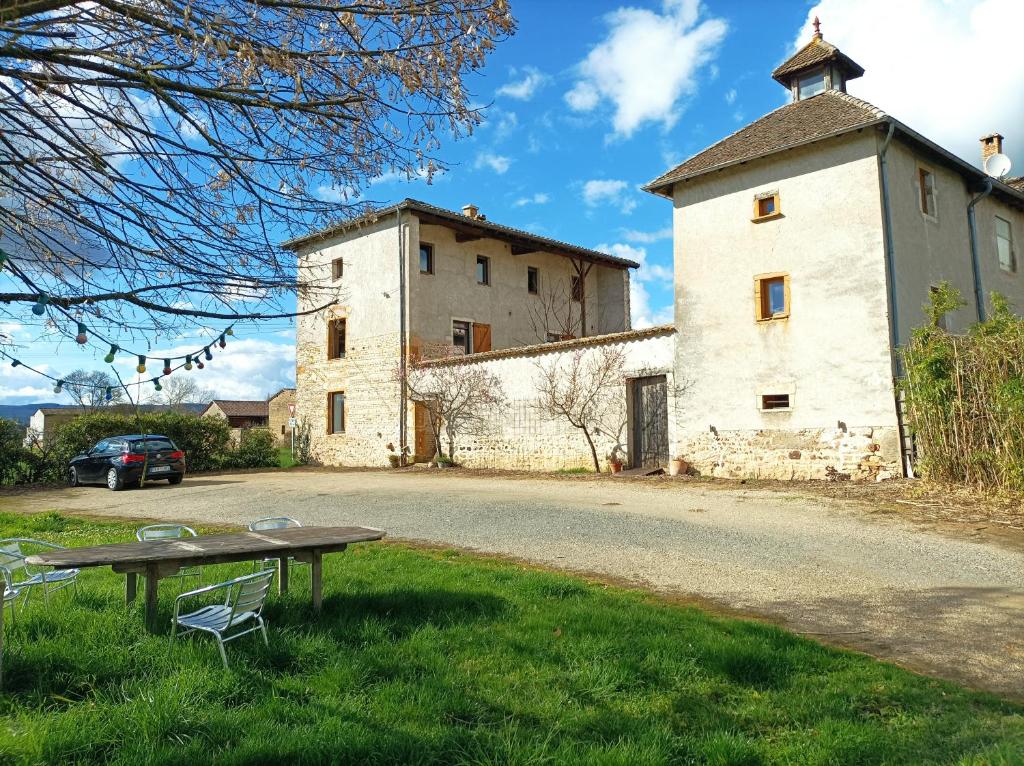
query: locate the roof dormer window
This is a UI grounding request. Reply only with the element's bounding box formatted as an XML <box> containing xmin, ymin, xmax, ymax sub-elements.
<box><xmin>796</xmin><ymin>69</ymin><xmax>826</xmax><ymax>100</ymax></box>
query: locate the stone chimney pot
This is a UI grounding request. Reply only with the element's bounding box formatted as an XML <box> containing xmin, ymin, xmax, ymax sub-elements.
<box><xmin>981</xmin><ymin>133</ymin><xmax>1004</xmax><ymax>164</ymax></box>
<box><xmin>462</xmin><ymin>204</ymin><xmax>480</xmax><ymax>219</ymax></box>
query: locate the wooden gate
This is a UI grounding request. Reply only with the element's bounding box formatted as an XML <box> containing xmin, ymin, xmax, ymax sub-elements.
<box><xmin>631</xmin><ymin>375</ymin><xmax>669</xmax><ymax>469</ymax></box>
<box><xmin>414</xmin><ymin>402</ymin><xmax>438</xmax><ymax>462</ymax></box>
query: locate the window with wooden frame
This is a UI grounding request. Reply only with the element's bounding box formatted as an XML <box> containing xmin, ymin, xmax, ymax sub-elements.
<box><xmin>754</xmin><ymin>273</ymin><xmax>790</xmax><ymax>321</ymax></box>
<box><xmin>996</xmin><ymin>216</ymin><xmax>1016</xmax><ymax>273</ymax></box>
<box><xmin>570</xmin><ymin>275</ymin><xmax>583</xmax><ymax>302</ymax></box>
<box><xmin>476</xmin><ymin>255</ymin><xmax>490</xmax><ymax>285</ymax></box>
<box><xmin>327</xmin><ymin>318</ymin><xmax>346</xmax><ymax>359</ymax></box>
<box><xmin>917</xmin><ymin>166</ymin><xmax>937</xmax><ymax>218</ymax></box>
<box><xmin>331</xmin><ymin>257</ymin><xmax>344</xmax><ymax>280</ymax></box>
<box><xmin>527</xmin><ymin>266</ymin><xmax>539</xmax><ymax>294</ymax></box>
<box><xmin>419</xmin><ymin>243</ymin><xmax>434</xmax><ymax>274</ymax></box>
<box><xmin>752</xmin><ymin>191</ymin><xmax>781</xmax><ymax>222</ymax></box>
<box><xmin>327</xmin><ymin>391</ymin><xmax>345</xmax><ymax>434</ymax></box>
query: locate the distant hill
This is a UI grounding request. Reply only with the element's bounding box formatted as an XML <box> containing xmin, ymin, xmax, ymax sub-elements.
<box><xmin>0</xmin><ymin>402</ymin><xmax>64</xmax><ymax>425</ymax></box>
<box><xmin>0</xmin><ymin>402</ymin><xmax>207</xmax><ymax>426</ymax></box>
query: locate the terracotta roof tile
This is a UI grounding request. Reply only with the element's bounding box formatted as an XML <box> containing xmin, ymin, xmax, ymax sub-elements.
<box><xmin>771</xmin><ymin>38</ymin><xmax>865</xmax><ymax>84</ymax></box>
<box><xmin>643</xmin><ymin>91</ymin><xmax>886</xmax><ymax>194</ymax></box>
<box><xmin>1006</xmin><ymin>177</ymin><xmax>1024</xmax><ymax>192</ymax></box>
<box><xmin>207</xmin><ymin>400</ymin><xmax>268</xmax><ymax>418</ymax></box>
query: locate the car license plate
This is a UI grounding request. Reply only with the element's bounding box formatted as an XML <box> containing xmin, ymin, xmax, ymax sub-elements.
<box><xmin>148</xmin><ymin>465</ymin><xmax>171</xmax><ymax>473</ymax></box>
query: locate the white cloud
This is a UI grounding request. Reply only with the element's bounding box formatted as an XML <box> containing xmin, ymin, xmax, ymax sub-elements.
<box><xmin>316</xmin><ymin>184</ymin><xmax>356</xmax><ymax>203</ymax></box>
<box><xmin>496</xmin><ymin>66</ymin><xmax>551</xmax><ymax>101</ymax></box>
<box><xmin>513</xmin><ymin>193</ymin><xmax>550</xmax><ymax>207</ymax></box>
<box><xmin>474</xmin><ymin>152</ymin><xmax>512</xmax><ymax>175</ymax></box>
<box><xmin>794</xmin><ymin>0</ymin><xmax>1024</xmax><ymax>168</ymax></box>
<box><xmin>724</xmin><ymin>88</ymin><xmax>737</xmax><ymax>105</ymax></box>
<box><xmin>369</xmin><ymin>166</ymin><xmax>433</xmax><ymax>186</ymax></box>
<box><xmin>581</xmin><ymin>179</ymin><xmax>637</xmax><ymax>214</ymax></box>
<box><xmin>565</xmin><ymin>0</ymin><xmax>728</xmax><ymax>137</ymax></box>
<box><xmin>597</xmin><ymin>242</ymin><xmax>674</xmax><ymax>328</ymax></box>
<box><xmin>621</xmin><ymin>226</ymin><xmax>672</xmax><ymax>243</ymax></box>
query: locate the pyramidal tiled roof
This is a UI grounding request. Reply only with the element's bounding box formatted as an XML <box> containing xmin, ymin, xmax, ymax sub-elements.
<box><xmin>771</xmin><ymin>36</ymin><xmax>865</xmax><ymax>84</ymax></box>
<box><xmin>643</xmin><ymin>90</ymin><xmax>886</xmax><ymax>194</ymax></box>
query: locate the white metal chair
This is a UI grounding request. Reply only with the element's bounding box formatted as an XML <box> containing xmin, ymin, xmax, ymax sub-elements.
<box><xmin>0</xmin><ymin>539</ymin><xmax>80</xmax><ymax>607</ymax></box>
<box><xmin>136</xmin><ymin>524</ymin><xmax>201</xmax><ymax>583</ymax></box>
<box><xmin>2</xmin><ymin>566</ymin><xmax>19</xmax><ymax>628</ymax></box>
<box><xmin>170</xmin><ymin>570</ymin><xmax>275</xmax><ymax>669</ymax></box>
<box><xmin>247</xmin><ymin>517</ymin><xmax>306</xmax><ymax>571</ymax></box>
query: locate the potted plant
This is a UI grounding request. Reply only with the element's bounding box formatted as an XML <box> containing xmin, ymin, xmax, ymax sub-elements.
<box><xmin>607</xmin><ymin>445</ymin><xmax>625</xmax><ymax>474</ymax></box>
<box><xmin>669</xmin><ymin>456</ymin><xmax>689</xmax><ymax>476</ymax></box>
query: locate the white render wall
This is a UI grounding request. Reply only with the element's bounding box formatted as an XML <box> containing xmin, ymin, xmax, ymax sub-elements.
<box><xmin>669</xmin><ymin>132</ymin><xmax>902</xmax><ymax>478</ymax></box>
<box><xmin>418</xmin><ymin>329</ymin><xmax>675</xmax><ymax>471</ymax></box>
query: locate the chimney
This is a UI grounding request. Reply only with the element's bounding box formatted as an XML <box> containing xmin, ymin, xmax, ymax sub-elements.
<box><xmin>462</xmin><ymin>203</ymin><xmax>480</xmax><ymax>219</ymax></box>
<box><xmin>981</xmin><ymin>133</ymin><xmax>1004</xmax><ymax>164</ymax></box>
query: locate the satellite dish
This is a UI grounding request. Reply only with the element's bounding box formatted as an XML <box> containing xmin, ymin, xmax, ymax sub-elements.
<box><xmin>984</xmin><ymin>152</ymin><xmax>1013</xmax><ymax>179</ymax></box>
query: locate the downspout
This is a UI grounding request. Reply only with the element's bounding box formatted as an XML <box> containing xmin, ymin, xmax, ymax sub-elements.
<box><xmin>967</xmin><ymin>179</ymin><xmax>992</xmax><ymax>322</ymax></box>
<box><xmin>397</xmin><ymin>209</ymin><xmax>408</xmax><ymax>461</ymax></box>
<box><xmin>878</xmin><ymin>121</ymin><xmax>900</xmax><ymax>364</ymax></box>
<box><xmin>877</xmin><ymin>121</ymin><xmax>914</xmax><ymax>478</ymax></box>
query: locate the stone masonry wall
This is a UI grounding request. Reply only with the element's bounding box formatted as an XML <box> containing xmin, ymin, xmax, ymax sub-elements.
<box><xmin>677</xmin><ymin>426</ymin><xmax>902</xmax><ymax>481</ymax></box>
<box><xmin>267</xmin><ymin>389</ymin><xmax>295</xmax><ymax>445</ymax></box>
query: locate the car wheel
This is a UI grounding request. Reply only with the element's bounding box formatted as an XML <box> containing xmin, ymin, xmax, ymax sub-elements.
<box><xmin>168</xmin><ymin>475</ymin><xmax>183</xmax><ymax>485</ymax></box>
<box><xmin>68</xmin><ymin>466</ymin><xmax>80</xmax><ymax>487</ymax></box>
<box><xmin>106</xmin><ymin>467</ymin><xmax>125</xmax><ymax>491</ymax></box>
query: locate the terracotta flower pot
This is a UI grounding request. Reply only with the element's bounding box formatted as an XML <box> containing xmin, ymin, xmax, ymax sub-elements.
<box><xmin>608</xmin><ymin>461</ymin><xmax>623</xmax><ymax>474</ymax></box>
<box><xmin>669</xmin><ymin>458</ymin><xmax>688</xmax><ymax>477</ymax></box>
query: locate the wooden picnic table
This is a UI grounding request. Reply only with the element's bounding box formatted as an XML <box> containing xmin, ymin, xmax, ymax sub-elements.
<box><xmin>26</xmin><ymin>526</ymin><xmax>385</xmax><ymax>632</ymax></box>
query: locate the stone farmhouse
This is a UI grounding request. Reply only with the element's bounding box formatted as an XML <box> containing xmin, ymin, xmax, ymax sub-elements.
<box><xmin>201</xmin><ymin>388</ymin><xmax>295</xmax><ymax>444</ymax></box>
<box><xmin>288</xmin><ymin>28</ymin><xmax>1024</xmax><ymax>479</ymax></box>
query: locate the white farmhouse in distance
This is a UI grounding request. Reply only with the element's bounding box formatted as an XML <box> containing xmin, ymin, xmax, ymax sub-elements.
<box><xmin>288</xmin><ymin>25</ymin><xmax>1024</xmax><ymax>480</ymax></box>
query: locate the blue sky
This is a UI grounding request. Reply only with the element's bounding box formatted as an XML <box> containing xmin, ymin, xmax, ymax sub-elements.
<box><xmin>3</xmin><ymin>0</ymin><xmax>1023</xmax><ymax>404</ymax></box>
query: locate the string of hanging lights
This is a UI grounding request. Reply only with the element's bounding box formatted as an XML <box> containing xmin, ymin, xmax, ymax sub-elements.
<box><xmin>0</xmin><ymin>247</ymin><xmax>237</xmax><ymax>363</ymax></box>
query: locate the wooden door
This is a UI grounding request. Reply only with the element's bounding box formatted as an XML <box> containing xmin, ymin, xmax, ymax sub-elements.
<box><xmin>414</xmin><ymin>402</ymin><xmax>438</xmax><ymax>461</ymax></box>
<box><xmin>472</xmin><ymin>322</ymin><xmax>492</xmax><ymax>353</ymax></box>
<box><xmin>631</xmin><ymin>376</ymin><xmax>669</xmax><ymax>469</ymax></box>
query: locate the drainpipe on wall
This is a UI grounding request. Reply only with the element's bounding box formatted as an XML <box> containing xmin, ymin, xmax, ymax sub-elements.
<box><xmin>397</xmin><ymin>209</ymin><xmax>408</xmax><ymax>461</ymax></box>
<box><xmin>967</xmin><ymin>178</ymin><xmax>993</xmax><ymax>322</ymax></box>
<box><xmin>877</xmin><ymin>121</ymin><xmax>915</xmax><ymax>479</ymax></box>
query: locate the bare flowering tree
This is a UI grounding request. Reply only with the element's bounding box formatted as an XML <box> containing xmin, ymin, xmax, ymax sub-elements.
<box><xmin>403</xmin><ymin>352</ymin><xmax>505</xmax><ymax>464</ymax></box>
<box><xmin>0</xmin><ymin>0</ymin><xmax>514</xmax><ymax>341</ymax></box>
<box><xmin>533</xmin><ymin>345</ymin><xmax>626</xmax><ymax>472</ymax></box>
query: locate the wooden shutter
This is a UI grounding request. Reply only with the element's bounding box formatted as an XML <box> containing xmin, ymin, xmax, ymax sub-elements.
<box><xmin>472</xmin><ymin>323</ymin><xmax>492</xmax><ymax>353</ymax></box>
<box><xmin>754</xmin><ymin>277</ymin><xmax>764</xmax><ymax>321</ymax></box>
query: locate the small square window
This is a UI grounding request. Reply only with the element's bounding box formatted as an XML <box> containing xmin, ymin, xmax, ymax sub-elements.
<box><xmin>331</xmin><ymin>258</ymin><xmax>343</xmax><ymax>280</ymax></box>
<box><xmin>327</xmin><ymin>318</ymin><xmax>346</xmax><ymax>360</ymax></box>
<box><xmin>476</xmin><ymin>255</ymin><xmax>490</xmax><ymax>285</ymax></box>
<box><xmin>918</xmin><ymin>167</ymin><xmax>937</xmax><ymax>218</ymax></box>
<box><xmin>752</xmin><ymin>192</ymin><xmax>781</xmax><ymax>221</ymax></box>
<box><xmin>571</xmin><ymin>275</ymin><xmax>583</xmax><ymax>302</ymax></box>
<box><xmin>797</xmin><ymin>70</ymin><xmax>825</xmax><ymax>99</ymax></box>
<box><xmin>755</xmin><ymin>273</ymin><xmax>789</xmax><ymax>321</ymax></box>
<box><xmin>527</xmin><ymin>266</ymin><xmax>539</xmax><ymax>294</ymax></box>
<box><xmin>419</xmin><ymin>243</ymin><xmax>434</xmax><ymax>274</ymax></box>
<box><xmin>996</xmin><ymin>216</ymin><xmax>1015</xmax><ymax>273</ymax></box>
<box><xmin>327</xmin><ymin>391</ymin><xmax>345</xmax><ymax>434</ymax></box>
<box><xmin>761</xmin><ymin>394</ymin><xmax>790</xmax><ymax>410</ymax></box>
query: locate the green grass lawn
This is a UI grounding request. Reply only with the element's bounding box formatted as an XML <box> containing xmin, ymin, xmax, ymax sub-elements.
<box><xmin>277</xmin><ymin>446</ymin><xmax>296</xmax><ymax>468</ymax></box>
<box><xmin>0</xmin><ymin>511</ymin><xmax>1021</xmax><ymax>765</ymax></box>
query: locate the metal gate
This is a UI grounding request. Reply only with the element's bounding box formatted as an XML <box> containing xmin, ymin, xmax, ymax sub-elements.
<box><xmin>631</xmin><ymin>375</ymin><xmax>669</xmax><ymax>469</ymax></box>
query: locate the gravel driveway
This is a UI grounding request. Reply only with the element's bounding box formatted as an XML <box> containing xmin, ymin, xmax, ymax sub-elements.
<box><xmin>4</xmin><ymin>469</ymin><xmax>1023</xmax><ymax>697</ymax></box>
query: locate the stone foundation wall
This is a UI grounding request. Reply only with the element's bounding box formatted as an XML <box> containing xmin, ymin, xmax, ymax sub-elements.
<box><xmin>678</xmin><ymin>426</ymin><xmax>901</xmax><ymax>481</ymax></box>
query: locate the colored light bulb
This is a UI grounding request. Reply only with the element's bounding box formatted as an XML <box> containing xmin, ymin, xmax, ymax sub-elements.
<box><xmin>153</xmin><ymin>379</ymin><xmax>162</xmax><ymax>391</ymax></box>
<box><xmin>184</xmin><ymin>355</ymin><xmax>193</xmax><ymax>371</ymax></box>
<box><xmin>75</xmin><ymin>322</ymin><xmax>88</xmax><ymax>344</ymax></box>
<box><xmin>162</xmin><ymin>359</ymin><xmax>172</xmax><ymax>375</ymax></box>
<box><xmin>218</xmin><ymin>335</ymin><xmax>226</xmax><ymax>349</ymax></box>
<box><xmin>196</xmin><ymin>360</ymin><xmax>204</xmax><ymax>370</ymax></box>
<box><xmin>32</xmin><ymin>295</ymin><xmax>49</xmax><ymax>316</ymax></box>
<box><xmin>204</xmin><ymin>347</ymin><xmax>213</xmax><ymax>361</ymax></box>
<box><xmin>105</xmin><ymin>387</ymin><xmax>112</xmax><ymax>402</ymax></box>
<box><xmin>53</xmin><ymin>380</ymin><xmax>63</xmax><ymax>394</ymax></box>
<box><xmin>136</xmin><ymin>355</ymin><xmax>146</xmax><ymax>374</ymax></box>
<box><xmin>104</xmin><ymin>344</ymin><xmax>119</xmax><ymax>364</ymax></box>
<box><xmin>10</xmin><ymin>359</ymin><xmax>20</xmax><ymax>367</ymax></box>
<box><xmin>225</xmin><ymin>327</ymin><xmax>234</xmax><ymax>336</ymax></box>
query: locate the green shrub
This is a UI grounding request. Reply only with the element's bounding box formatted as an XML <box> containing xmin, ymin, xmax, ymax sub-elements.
<box><xmin>0</xmin><ymin>417</ymin><xmax>43</xmax><ymax>484</ymax></box>
<box><xmin>226</xmin><ymin>428</ymin><xmax>277</xmax><ymax>469</ymax></box>
<box><xmin>902</xmin><ymin>285</ymin><xmax>1024</xmax><ymax>490</ymax></box>
<box><xmin>40</xmin><ymin>411</ymin><xmax>232</xmax><ymax>482</ymax></box>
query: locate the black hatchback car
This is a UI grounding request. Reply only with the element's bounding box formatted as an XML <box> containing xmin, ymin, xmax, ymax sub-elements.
<box><xmin>68</xmin><ymin>434</ymin><xmax>186</xmax><ymax>490</ymax></box>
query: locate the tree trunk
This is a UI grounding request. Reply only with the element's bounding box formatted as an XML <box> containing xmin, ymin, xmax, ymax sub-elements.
<box><xmin>582</xmin><ymin>427</ymin><xmax>601</xmax><ymax>473</ymax></box>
